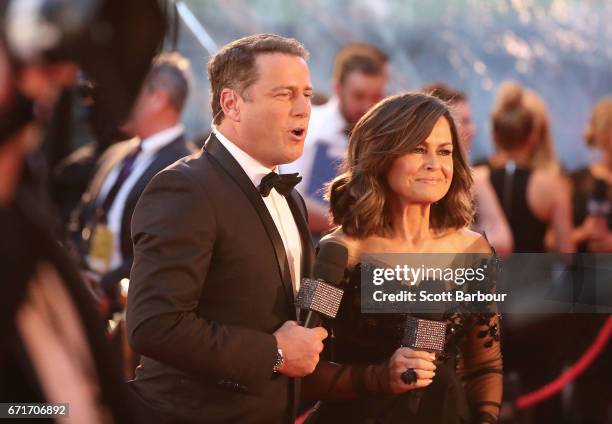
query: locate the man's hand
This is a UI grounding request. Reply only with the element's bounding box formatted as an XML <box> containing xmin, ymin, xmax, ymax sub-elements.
<box><xmin>273</xmin><ymin>321</ymin><xmax>328</xmax><ymax>377</ymax></box>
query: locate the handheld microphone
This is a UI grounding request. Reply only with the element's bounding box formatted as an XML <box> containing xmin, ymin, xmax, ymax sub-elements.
<box><xmin>399</xmin><ymin>315</ymin><xmax>447</xmax><ymax>385</ymax></box>
<box><xmin>587</xmin><ymin>179</ymin><xmax>610</xmax><ymax>218</ymax></box>
<box><xmin>399</xmin><ymin>278</ymin><xmax>448</xmax><ymax>384</ymax></box>
<box><xmin>401</xmin><ymin>316</ymin><xmax>447</xmax><ymax>354</ymax></box>
<box><xmin>295</xmin><ymin>242</ymin><xmax>348</xmax><ymax>328</ymax></box>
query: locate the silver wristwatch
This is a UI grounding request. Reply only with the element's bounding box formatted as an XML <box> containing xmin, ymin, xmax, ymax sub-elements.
<box><xmin>272</xmin><ymin>347</ymin><xmax>284</xmax><ymax>373</ymax></box>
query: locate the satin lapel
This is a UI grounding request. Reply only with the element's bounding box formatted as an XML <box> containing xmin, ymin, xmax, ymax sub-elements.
<box><xmin>204</xmin><ymin>135</ymin><xmax>295</xmax><ymax>307</ymax></box>
<box><xmin>286</xmin><ymin>191</ymin><xmax>315</xmax><ymax>279</ymax></box>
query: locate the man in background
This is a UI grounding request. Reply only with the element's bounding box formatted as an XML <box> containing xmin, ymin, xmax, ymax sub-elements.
<box><xmin>69</xmin><ymin>52</ymin><xmax>195</xmax><ymax>314</ymax></box>
<box><xmin>283</xmin><ymin>43</ymin><xmax>388</xmax><ymax>238</ymax></box>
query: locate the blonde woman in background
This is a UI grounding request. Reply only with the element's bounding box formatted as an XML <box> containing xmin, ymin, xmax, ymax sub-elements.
<box><xmin>565</xmin><ymin>96</ymin><xmax>612</xmax><ymax>424</ymax></box>
<box><xmin>570</xmin><ymin>97</ymin><xmax>612</xmax><ymax>252</ymax></box>
<box><xmin>485</xmin><ymin>84</ymin><xmax>561</xmax><ymax>174</ymax></box>
<box><xmin>476</xmin><ymin>82</ymin><xmax>576</xmax><ymax>423</ymax></box>
<box><xmin>475</xmin><ymin>81</ymin><xmax>573</xmax><ymax>253</ymax></box>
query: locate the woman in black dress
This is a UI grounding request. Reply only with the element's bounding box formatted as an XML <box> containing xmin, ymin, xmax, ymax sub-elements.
<box><xmin>303</xmin><ymin>93</ymin><xmax>502</xmax><ymax>424</ymax></box>
<box><xmin>571</xmin><ymin>97</ymin><xmax>612</xmax><ymax>252</ymax></box>
<box><xmin>474</xmin><ymin>81</ymin><xmax>573</xmax><ymax>253</ymax></box>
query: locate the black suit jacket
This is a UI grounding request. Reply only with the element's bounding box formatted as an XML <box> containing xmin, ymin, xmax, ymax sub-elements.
<box><xmin>69</xmin><ymin>134</ymin><xmax>194</xmax><ymax>297</ymax></box>
<box><xmin>127</xmin><ymin>134</ymin><xmax>314</xmax><ymax>423</ymax></box>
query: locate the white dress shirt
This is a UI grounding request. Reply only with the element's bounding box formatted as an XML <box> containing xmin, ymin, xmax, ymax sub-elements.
<box><xmin>213</xmin><ymin>127</ymin><xmax>303</xmax><ymax>294</ymax></box>
<box><xmin>93</xmin><ymin>124</ymin><xmax>184</xmax><ymax>271</ymax></box>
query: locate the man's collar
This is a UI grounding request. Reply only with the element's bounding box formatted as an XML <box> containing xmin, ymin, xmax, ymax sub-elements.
<box><xmin>140</xmin><ymin>124</ymin><xmax>184</xmax><ymax>153</ymax></box>
<box><xmin>212</xmin><ymin>125</ymin><xmax>276</xmax><ymax>187</ymax></box>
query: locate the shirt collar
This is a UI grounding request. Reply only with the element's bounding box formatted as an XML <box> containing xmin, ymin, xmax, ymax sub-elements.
<box><xmin>212</xmin><ymin>125</ymin><xmax>276</xmax><ymax>187</ymax></box>
<box><xmin>140</xmin><ymin>124</ymin><xmax>184</xmax><ymax>154</ymax></box>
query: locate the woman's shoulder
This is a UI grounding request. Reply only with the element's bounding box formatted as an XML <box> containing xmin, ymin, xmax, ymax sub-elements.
<box><xmin>319</xmin><ymin>228</ymin><xmax>361</xmax><ymax>266</ymax></box>
<box><xmin>529</xmin><ymin>168</ymin><xmax>571</xmax><ymax>213</ymax></box>
<box><xmin>444</xmin><ymin>227</ymin><xmax>493</xmax><ymax>254</ymax></box>
<box><xmin>531</xmin><ymin>166</ymin><xmax>568</xmax><ymax>187</ymax></box>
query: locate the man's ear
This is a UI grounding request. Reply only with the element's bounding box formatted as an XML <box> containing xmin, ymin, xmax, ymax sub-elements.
<box><xmin>151</xmin><ymin>89</ymin><xmax>170</xmax><ymax>111</ymax></box>
<box><xmin>219</xmin><ymin>88</ymin><xmax>241</xmax><ymax>122</ymax></box>
<box><xmin>332</xmin><ymin>81</ymin><xmax>341</xmax><ymax>98</ymax></box>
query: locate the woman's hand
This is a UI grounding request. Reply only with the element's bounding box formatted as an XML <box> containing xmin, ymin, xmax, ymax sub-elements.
<box><xmin>575</xmin><ymin>216</ymin><xmax>612</xmax><ymax>252</ymax></box>
<box><xmin>386</xmin><ymin>347</ymin><xmax>436</xmax><ymax>393</ymax></box>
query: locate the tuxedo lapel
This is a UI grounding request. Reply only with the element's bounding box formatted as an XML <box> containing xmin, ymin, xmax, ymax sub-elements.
<box><xmin>204</xmin><ymin>135</ymin><xmax>296</xmax><ymax>307</ymax></box>
<box><xmin>286</xmin><ymin>191</ymin><xmax>314</xmax><ymax>278</ymax></box>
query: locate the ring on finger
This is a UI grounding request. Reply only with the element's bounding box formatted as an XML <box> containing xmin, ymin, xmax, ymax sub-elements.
<box><xmin>400</xmin><ymin>368</ymin><xmax>418</xmax><ymax>384</ymax></box>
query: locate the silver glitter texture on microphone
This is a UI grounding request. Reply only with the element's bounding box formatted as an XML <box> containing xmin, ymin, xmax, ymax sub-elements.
<box><xmin>401</xmin><ymin>316</ymin><xmax>447</xmax><ymax>354</ymax></box>
<box><xmin>296</xmin><ymin>278</ymin><xmax>344</xmax><ymax>319</ymax></box>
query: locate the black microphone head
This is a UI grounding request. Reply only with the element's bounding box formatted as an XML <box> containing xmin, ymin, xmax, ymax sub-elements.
<box><xmin>588</xmin><ymin>179</ymin><xmax>610</xmax><ymax>216</ymax></box>
<box><xmin>592</xmin><ymin>179</ymin><xmax>608</xmax><ymax>202</ymax></box>
<box><xmin>313</xmin><ymin>241</ymin><xmax>349</xmax><ymax>285</ymax></box>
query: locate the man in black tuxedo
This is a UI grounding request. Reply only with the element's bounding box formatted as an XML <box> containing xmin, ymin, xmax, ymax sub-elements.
<box><xmin>127</xmin><ymin>34</ymin><xmax>328</xmax><ymax>423</ymax></box>
<box><xmin>69</xmin><ymin>52</ymin><xmax>195</xmax><ymax>312</ymax></box>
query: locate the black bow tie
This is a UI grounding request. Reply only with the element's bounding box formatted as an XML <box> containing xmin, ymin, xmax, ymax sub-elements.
<box><xmin>259</xmin><ymin>172</ymin><xmax>302</xmax><ymax>197</ymax></box>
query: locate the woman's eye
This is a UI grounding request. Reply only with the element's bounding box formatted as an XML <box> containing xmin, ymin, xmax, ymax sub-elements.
<box><xmin>413</xmin><ymin>147</ymin><xmax>426</xmax><ymax>154</ymax></box>
<box><xmin>439</xmin><ymin>149</ymin><xmax>452</xmax><ymax>156</ymax></box>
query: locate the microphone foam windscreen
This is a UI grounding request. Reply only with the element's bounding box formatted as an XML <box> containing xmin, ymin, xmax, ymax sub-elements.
<box><xmin>593</xmin><ymin>179</ymin><xmax>607</xmax><ymax>202</ymax></box>
<box><xmin>313</xmin><ymin>242</ymin><xmax>349</xmax><ymax>284</ymax></box>
<box><xmin>401</xmin><ymin>316</ymin><xmax>447</xmax><ymax>354</ymax></box>
<box><xmin>295</xmin><ymin>278</ymin><xmax>343</xmax><ymax>319</ymax></box>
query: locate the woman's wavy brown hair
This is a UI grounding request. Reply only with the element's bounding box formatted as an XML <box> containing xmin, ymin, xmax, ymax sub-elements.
<box><xmin>326</xmin><ymin>92</ymin><xmax>473</xmax><ymax>238</ymax></box>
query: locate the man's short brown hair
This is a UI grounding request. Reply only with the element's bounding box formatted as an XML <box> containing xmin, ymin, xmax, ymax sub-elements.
<box><xmin>208</xmin><ymin>33</ymin><xmax>309</xmax><ymax>125</ymax></box>
<box><xmin>144</xmin><ymin>52</ymin><xmax>191</xmax><ymax>113</ymax></box>
<box><xmin>333</xmin><ymin>43</ymin><xmax>388</xmax><ymax>85</ymax></box>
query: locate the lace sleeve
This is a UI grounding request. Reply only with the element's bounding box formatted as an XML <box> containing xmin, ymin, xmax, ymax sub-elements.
<box><xmin>457</xmin><ymin>253</ymin><xmax>503</xmax><ymax>424</ymax></box>
<box><xmin>457</xmin><ymin>312</ymin><xmax>503</xmax><ymax>423</ymax></box>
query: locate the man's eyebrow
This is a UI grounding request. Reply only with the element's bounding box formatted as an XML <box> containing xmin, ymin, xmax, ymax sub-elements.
<box><xmin>270</xmin><ymin>85</ymin><xmax>313</xmax><ymax>91</ymax></box>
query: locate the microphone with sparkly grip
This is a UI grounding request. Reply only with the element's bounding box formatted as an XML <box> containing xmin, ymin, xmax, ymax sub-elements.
<box><xmin>400</xmin><ymin>316</ymin><xmax>447</xmax><ymax>384</ymax></box>
<box><xmin>295</xmin><ymin>242</ymin><xmax>348</xmax><ymax>328</ymax></box>
<box><xmin>295</xmin><ymin>278</ymin><xmax>344</xmax><ymax>327</ymax></box>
